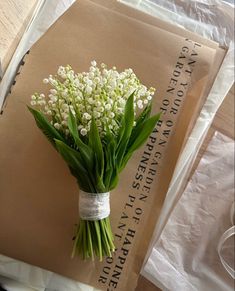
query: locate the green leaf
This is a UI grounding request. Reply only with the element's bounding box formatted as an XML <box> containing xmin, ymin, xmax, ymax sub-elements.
<box><xmin>70</xmin><ymin>167</ymin><xmax>94</xmax><ymax>193</ymax></box>
<box><xmin>89</xmin><ymin>118</ymin><xmax>104</xmax><ymax>179</ymax></box>
<box><xmin>67</xmin><ymin>110</ymin><xmax>94</xmax><ymax>170</ymax></box>
<box><xmin>103</xmin><ymin>155</ymin><xmax>112</xmax><ymax>189</ymax></box>
<box><xmin>128</xmin><ymin>103</ymin><xmax>152</xmax><ymax>148</ymax></box>
<box><xmin>109</xmin><ymin>166</ymin><xmax>119</xmax><ymax>190</ymax></box>
<box><xmin>129</xmin><ymin>112</ymin><xmax>161</xmax><ymax>152</ymax></box>
<box><xmin>28</xmin><ymin>106</ymin><xmax>65</xmax><ymax>146</ymax></box>
<box><xmin>120</xmin><ymin>112</ymin><xmax>161</xmax><ymax>171</ymax></box>
<box><xmin>116</xmin><ymin>92</ymin><xmax>135</xmax><ymax>169</ymax></box>
<box><xmin>54</xmin><ymin>139</ymin><xmax>95</xmax><ymax>192</ymax></box>
<box><xmin>135</xmin><ymin>103</ymin><xmax>152</xmax><ymax>128</ymax></box>
<box><xmin>94</xmin><ymin>153</ymin><xmax>105</xmax><ymax>192</ymax></box>
<box><xmin>67</xmin><ymin>110</ymin><xmax>79</xmax><ymax>143</ymax></box>
<box><xmin>103</xmin><ymin>129</ymin><xmax>117</xmax><ymax>189</ymax></box>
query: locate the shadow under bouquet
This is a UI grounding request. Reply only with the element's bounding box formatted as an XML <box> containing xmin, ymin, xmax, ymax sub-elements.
<box><xmin>29</xmin><ymin>61</ymin><xmax>160</xmax><ymax>261</ymax></box>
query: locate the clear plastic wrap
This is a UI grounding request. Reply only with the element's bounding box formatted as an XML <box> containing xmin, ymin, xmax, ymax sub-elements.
<box><xmin>143</xmin><ymin>132</ymin><xmax>234</xmax><ymax>291</ymax></box>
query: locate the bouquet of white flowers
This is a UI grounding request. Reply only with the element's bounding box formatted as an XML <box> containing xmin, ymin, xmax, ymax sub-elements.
<box><xmin>29</xmin><ymin>61</ymin><xmax>160</xmax><ymax>261</ymax></box>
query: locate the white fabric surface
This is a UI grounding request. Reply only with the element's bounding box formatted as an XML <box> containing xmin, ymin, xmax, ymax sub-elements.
<box><xmin>0</xmin><ymin>255</ymin><xmax>98</xmax><ymax>291</ymax></box>
<box><xmin>0</xmin><ymin>275</ymin><xmax>37</xmax><ymax>291</ymax></box>
<box><xmin>143</xmin><ymin>132</ymin><xmax>235</xmax><ymax>291</ymax></box>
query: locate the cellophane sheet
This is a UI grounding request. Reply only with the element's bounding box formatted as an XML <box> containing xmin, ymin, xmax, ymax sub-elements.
<box><xmin>143</xmin><ymin>131</ymin><xmax>234</xmax><ymax>291</ymax></box>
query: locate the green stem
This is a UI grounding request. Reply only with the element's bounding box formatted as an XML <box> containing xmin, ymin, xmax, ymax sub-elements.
<box><xmin>72</xmin><ymin>216</ymin><xmax>115</xmax><ymax>260</ymax></box>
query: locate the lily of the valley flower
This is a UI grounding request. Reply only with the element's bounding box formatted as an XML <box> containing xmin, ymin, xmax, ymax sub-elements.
<box><xmin>30</xmin><ymin>61</ymin><xmax>155</xmax><ymax>138</ymax></box>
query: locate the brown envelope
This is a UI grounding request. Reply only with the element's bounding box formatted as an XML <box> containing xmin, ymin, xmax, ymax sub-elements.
<box><xmin>0</xmin><ymin>1</ymin><xmax>225</xmax><ymax>290</ymax></box>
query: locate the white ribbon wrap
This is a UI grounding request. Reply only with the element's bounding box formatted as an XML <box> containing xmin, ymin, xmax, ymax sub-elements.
<box><xmin>79</xmin><ymin>190</ymin><xmax>110</xmax><ymax>221</ymax></box>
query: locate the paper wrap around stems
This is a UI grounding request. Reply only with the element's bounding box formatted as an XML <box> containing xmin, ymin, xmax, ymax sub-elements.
<box><xmin>79</xmin><ymin>190</ymin><xmax>110</xmax><ymax>221</ymax></box>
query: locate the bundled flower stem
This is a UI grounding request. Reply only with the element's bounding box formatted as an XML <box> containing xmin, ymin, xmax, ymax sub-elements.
<box><xmin>29</xmin><ymin>61</ymin><xmax>161</xmax><ymax>260</ymax></box>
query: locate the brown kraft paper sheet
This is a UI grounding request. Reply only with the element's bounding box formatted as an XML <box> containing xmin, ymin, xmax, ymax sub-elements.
<box><xmin>0</xmin><ymin>1</ymin><xmax>222</xmax><ymax>290</ymax></box>
<box><xmin>92</xmin><ymin>0</ymin><xmax>226</xmax><ymax>159</ymax></box>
